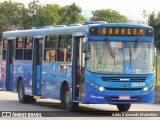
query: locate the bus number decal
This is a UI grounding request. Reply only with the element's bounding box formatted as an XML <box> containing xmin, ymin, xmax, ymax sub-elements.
<box><xmin>131</xmin><ymin>82</ymin><xmax>145</xmax><ymax>87</ymax></box>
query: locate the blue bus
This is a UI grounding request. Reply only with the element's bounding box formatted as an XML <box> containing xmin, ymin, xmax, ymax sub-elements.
<box><xmin>0</xmin><ymin>22</ymin><xmax>156</xmax><ymax>111</ymax></box>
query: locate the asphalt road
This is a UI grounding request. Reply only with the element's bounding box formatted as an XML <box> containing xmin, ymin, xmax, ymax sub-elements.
<box><xmin>0</xmin><ymin>90</ymin><xmax>160</xmax><ymax>120</ymax></box>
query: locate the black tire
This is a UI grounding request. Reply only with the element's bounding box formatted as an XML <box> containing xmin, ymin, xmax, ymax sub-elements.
<box><xmin>18</xmin><ymin>80</ymin><xmax>29</xmax><ymax>103</ymax></box>
<box><xmin>117</xmin><ymin>104</ymin><xmax>131</xmax><ymax>112</ymax></box>
<box><xmin>63</xmin><ymin>86</ymin><xmax>79</xmax><ymax>111</ymax></box>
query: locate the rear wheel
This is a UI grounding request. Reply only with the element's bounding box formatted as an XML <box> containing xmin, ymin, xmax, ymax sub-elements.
<box><xmin>18</xmin><ymin>80</ymin><xmax>36</xmax><ymax>104</ymax></box>
<box><xmin>117</xmin><ymin>104</ymin><xmax>131</xmax><ymax>112</ymax></box>
<box><xmin>63</xmin><ymin>86</ymin><xmax>79</xmax><ymax>111</ymax></box>
<box><xmin>18</xmin><ymin>80</ymin><xmax>28</xmax><ymax>103</ymax></box>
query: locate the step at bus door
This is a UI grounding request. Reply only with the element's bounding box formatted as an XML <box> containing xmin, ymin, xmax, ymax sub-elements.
<box><xmin>32</xmin><ymin>37</ymin><xmax>43</xmax><ymax>95</ymax></box>
<box><xmin>6</xmin><ymin>39</ymin><xmax>15</xmax><ymax>91</ymax></box>
<box><xmin>72</xmin><ymin>34</ymin><xmax>86</xmax><ymax>101</ymax></box>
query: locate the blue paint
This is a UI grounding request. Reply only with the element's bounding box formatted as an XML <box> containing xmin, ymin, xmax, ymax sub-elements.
<box><xmin>13</xmin><ymin>61</ymin><xmax>33</xmax><ymax>95</ymax></box>
<box><xmin>84</xmin><ymin>83</ymin><xmax>155</xmax><ymax>104</ymax></box>
<box><xmin>9</xmin><ymin>64</ymin><xmax>13</xmax><ymax>91</ymax></box>
<box><xmin>36</xmin><ymin>65</ymin><xmax>41</xmax><ymax>95</ymax></box>
<box><xmin>84</xmin><ymin>71</ymin><xmax>155</xmax><ymax>104</ymax></box>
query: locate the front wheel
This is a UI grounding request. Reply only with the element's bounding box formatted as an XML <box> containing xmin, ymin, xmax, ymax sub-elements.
<box><xmin>117</xmin><ymin>104</ymin><xmax>131</xmax><ymax>112</ymax></box>
<box><xmin>63</xmin><ymin>86</ymin><xmax>79</xmax><ymax>111</ymax></box>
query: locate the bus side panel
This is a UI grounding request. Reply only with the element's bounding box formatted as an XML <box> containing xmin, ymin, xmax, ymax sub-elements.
<box><xmin>41</xmin><ymin>62</ymin><xmax>60</xmax><ymax>99</ymax></box>
<box><xmin>36</xmin><ymin>65</ymin><xmax>41</xmax><ymax>95</ymax></box>
<box><xmin>9</xmin><ymin>64</ymin><xmax>13</xmax><ymax>90</ymax></box>
<box><xmin>1</xmin><ymin>61</ymin><xmax>6</xmax><ymax>90</ymax></box>
<box><xmin>0</xmin><ymin>61</ymin><xmax>2</xmax><ymax>89</ymax></box>
<box><xmin>55</xmin><ymin>63</ymin><xmax>72</xmax><ymax>99</ymax></box>
<box><xmin>14</xmin><ymin>61</ymin><xmax>32</xmax><ymax>95</ymax></box>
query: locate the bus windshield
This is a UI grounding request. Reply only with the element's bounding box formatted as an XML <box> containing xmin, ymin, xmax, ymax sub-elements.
<box><xmin>87</xmin><ymin>41</ymin><xmax>154</xmax><ymax>74</ymax></box>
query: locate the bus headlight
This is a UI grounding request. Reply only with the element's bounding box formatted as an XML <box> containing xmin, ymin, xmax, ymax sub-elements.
<box><xmin>99</xmin><ymin>87</ymin><xmax>104</xmax><ymax>92</ymax></box>
<box><xmin>88</xmin><ymin>80</ymin><xmax>104</xmax><ymax>91</ymax></box>
<box><xmin>143</xmin><ymin>83</ymin><xmax>154</xmax><ymax>92</ymax></box>
<box><xmin>143</xmin><ymin>87</ymin><xmax>149</xmax><ymax>92</ymax></box>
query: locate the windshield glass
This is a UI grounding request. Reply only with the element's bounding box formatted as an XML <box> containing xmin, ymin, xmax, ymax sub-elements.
<box><xmin>87</xmin><ymin>41</ymin><xmax>154</xmax><ymax>74</ymax></box>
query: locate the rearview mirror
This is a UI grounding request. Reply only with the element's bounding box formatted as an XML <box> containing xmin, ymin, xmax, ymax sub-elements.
<box><xmin>82</xmin><ymin>42</ymin><xmax>87</xmax><ymax>53</ymax></box>
<box><xmin>154</xmin><ymin>47</ymin><xmax>157</xmax><ymax>58</ymax></box>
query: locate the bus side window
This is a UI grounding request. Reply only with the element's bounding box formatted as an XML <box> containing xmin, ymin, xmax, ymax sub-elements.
<box><xmin>15</xmin><ymin>37</ymin><xmax>24</xmax><ymax>60</ymax></box>
<box><xmin>44</xmin><ymin>35</ymin><xmax>57</xmax><ymax>62</ymax></box>
<box><xmin>58</xmin><ymin>34</ymin><xmax>72</xmax><ymax>62</ymax></box>
<box><xmin>2</xmin><ymin>38</ymin><xmax>7</xmax><ymax>60</ymax></box>
<box><xmin>24</xmin><ymin>36</ymin><xmax>33</xmax><ymax>60</ymax></box>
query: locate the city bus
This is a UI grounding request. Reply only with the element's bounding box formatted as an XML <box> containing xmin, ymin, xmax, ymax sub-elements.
<box><xmin>0</xmin><ymin>22</ymin><xmax>156</xmax><ymax>111</ymax></box>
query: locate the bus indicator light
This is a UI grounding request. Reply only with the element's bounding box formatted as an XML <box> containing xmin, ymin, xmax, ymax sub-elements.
<box><xmin>90</xmin><ymin>27</ymin><xmax>153</xmax><ymax>36</ymax></box>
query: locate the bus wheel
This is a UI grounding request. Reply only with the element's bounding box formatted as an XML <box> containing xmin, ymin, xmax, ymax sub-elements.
<box><xmin>18</xmin><ymin>80</ymin><xmax>28</xmax><ymax>103</ymax></box>
<box><xmin>64</xmin><ymin>86</ymin><xmax>79</xmax><ymax>111</ymax></box>
<box><xmin>117</xmin><ymin>104</ymin><xmax>131</xmax><ymax>112</ymax></box>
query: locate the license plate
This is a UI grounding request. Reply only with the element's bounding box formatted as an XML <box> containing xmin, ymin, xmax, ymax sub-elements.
<box><xmin>119</xmin><ymin>96</ymin><xmax>130</xmax><ymax>100</ymax></box>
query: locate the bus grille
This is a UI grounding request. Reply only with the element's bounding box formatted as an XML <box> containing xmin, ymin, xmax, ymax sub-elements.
<box><xmin>105</xmin><ymin>87</ymin><xmax>143</xmax><ymax>91</ymax></box>
<box><xmin>101</xmin><ymin>77</ymin><xmax>146</xmax><ymax>82</ymax></box>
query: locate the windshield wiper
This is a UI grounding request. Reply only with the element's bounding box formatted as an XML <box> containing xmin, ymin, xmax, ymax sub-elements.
<box><xmin>129</xmin><ymin>44</ymin><xmax>132</xmax><ymax>67</ymax></box>
<box><xmin>131</xmin><ymin>38</ymin><xmax>141</xmax><ymax>57</ymax></box>
<box><xmin>105</xmin><ymin>38</ymin><xmax>115</xmax><ymax>58</ymax></box>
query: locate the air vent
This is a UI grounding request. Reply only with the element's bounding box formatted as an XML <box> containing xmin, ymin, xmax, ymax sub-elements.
<box><xmin>43</xmin><ymin>26</ymin><xmax>53</xmax><ymax>29</ymax></box>
<box><xmin>56</xmin><ymin>25</ymin><xmax>67</xmax><ymax>28</ymax></box>
<box><xmin>101</xmin><ymin>77</ymin><xmax>146</xmax><ymax>82</ymax></box>
<box><xmin>31</xmin><ymin>26</ymin><xmax>53</xmax><ymax>29</ymax></box>
<box><xmin>70</xmin><ymin>24</ymin><xmax>82</xmax><ymax>26</ymax></box>
<box><xmin>95</xmin><ymin>21</ymin><xmax>107</xmax><ymax>24</ymax></box>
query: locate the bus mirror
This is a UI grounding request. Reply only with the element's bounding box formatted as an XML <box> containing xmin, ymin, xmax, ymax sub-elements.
<box><xmin>82</xmin><ymin>42</ymin><xmax>87</xmax><ymax>53</ymax></box>
<box><xmin>154</xmin><ymin>47</ymin><xmax>157</xmax><ymax>58</ymax></box>
<box><xmin>85</xmin><ymin>54</ymin><xmax>90</xmax><ymax>61</ymax></box>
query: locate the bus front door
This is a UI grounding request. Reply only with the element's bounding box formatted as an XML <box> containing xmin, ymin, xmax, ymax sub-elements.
<box><xmin>32</xmin><ymin>38</ymin><xmax>43</xmax><ymax>96</ymax></box>
<box><xmin>6</xmin><ymin>39</ymin><xmax>15</xmax><ymax>91</ymax></box>
<box><xmin>73</xmin><ymin>36</ymin><xmax>86</xmax><ymax>101</ymax></box>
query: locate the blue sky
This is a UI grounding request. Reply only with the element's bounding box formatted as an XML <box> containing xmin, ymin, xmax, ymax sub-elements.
<box><xmin>0</xmin><ymin>0</ymin><xmax>160</xmax><ymax>20</ymax></box>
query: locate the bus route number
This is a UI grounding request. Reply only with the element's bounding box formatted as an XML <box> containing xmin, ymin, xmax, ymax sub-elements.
<box><xmin>131</xmin><ymin>82</ymin><xmax>145</xmax><ymax>87</ymax></box>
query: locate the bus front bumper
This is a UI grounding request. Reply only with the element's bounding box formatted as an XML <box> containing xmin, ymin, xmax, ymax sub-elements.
<box><xmin>83</xmin><ymin>84</ymin><xmax>155</xmax><ymax>104</ymax></box>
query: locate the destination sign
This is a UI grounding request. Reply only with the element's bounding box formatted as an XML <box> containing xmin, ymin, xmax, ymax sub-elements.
<box><xmin>89</xmin><ymin>27</ymin><xmax>154</xmax><ymax>36</ymax></box>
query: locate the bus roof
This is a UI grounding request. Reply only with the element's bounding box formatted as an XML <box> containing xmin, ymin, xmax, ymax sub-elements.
<box><xmin>2</xmin><ymin>23</ymin><xmax>153</xmax><ymax>37</ymax></box>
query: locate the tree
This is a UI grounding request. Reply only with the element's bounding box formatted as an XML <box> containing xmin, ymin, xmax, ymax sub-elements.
<box><xmin>33</xmin><ymin>4</ymin><xmax>60</xmax><ymax>27</ymax></box>
<box><xmin>91</xmin><ymin>9</ymin><xmax>128</xmax><ymax>23</ymax></box>
<box><xmin>0</xmin><ymin>0</ymin><xmax>26</xmax><ymax>38</ymax></box>
<box><xmin>58</xmin><ymin>3</ymin><xmax>86</xmax><ymax>25</ymax></box>
<box><xmin>148</xmin><ymin>11</ymin><xmax>160</xmax><ymax>49</ymax></box>
<box><xmin>142</xmin><ymin>10</ymin><xmax>148</xmax><ymax>19</ymax></box>
<box><xmin>26</xmin><ymin>0</ymin><xmax>41</xmax><ymax>28</ymax></box>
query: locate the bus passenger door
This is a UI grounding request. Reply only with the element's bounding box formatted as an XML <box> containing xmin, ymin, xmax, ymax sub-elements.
<box><xmin>32</xmin><ymin>37</ymin><xmax>43</xmax><ymax>96</ymax></box>
<box><xmin>6</xmin><ymin>39</ymin><xmax>15</xmax><ymax>91</ymax></box>
<box><xmin>72</xmin><ymin>34</ymin><xmax>86</xmax><ymax>101</ymax></box>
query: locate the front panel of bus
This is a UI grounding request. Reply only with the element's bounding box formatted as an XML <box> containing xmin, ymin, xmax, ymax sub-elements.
<box><xmin>83</xmin><ymin>25</ymin><xmax>155</xmax><ymax>104</ymax></box>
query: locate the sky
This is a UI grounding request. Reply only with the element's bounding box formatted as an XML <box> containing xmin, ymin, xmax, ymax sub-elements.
<box><xmin>0</xmin><ymin>0</ymin><xmax>160</xmax><ymax>20</ymax></box>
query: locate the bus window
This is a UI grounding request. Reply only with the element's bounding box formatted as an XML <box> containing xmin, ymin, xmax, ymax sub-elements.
<box><xmin>58</xmin><ymin>34</ymin><xmax>72</xmax><ymax>62</ymax></box>
<box><xmin>3</xmin><ymin>38</ymin><xmax>7</xmax><ymax>49</ymax></box>
<box><xmin>44</xmin><ymin>35</ymin><xmax>57</xmax><ymax>62</ymax></box>
<box><xmin>24</xmin><ymin>37</ymin><xmax>33</xmax><ymax>60</ymax></box>
<box><xmin>15</xmin><ymin>37</ymin><xmax>24</xmax><ymax>60</ymax></box>
<box><xmin>2</xmin><ymin>38</ymin><xmax>7</xmax><ymax>60</ymax></box>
